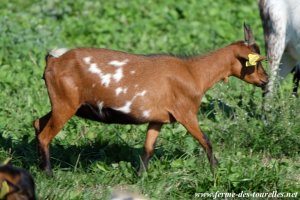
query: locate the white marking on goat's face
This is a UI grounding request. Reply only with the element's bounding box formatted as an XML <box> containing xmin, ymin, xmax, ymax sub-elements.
<box><xmin>92</xmin><ymin>83</ymin><xmax>96</xmax><ymax>88</ymax></box>
<box><xmin>134</xmin><ymin>84</ymin><xmax>138</xmax><ymax>88</ymax></box>
<box><xmin>143</xmin><ymin>110</ymin><xmax>151</xmax><ymax>118</ymax></box>
<box><xmin>115</xmin><ymin>87</ymin><xmax>128</xmax><ymax>96</ymax></box>
<box><xmin>130</xmin><ymin>70</ymin><xmax>136</xmax><ymax>74</ymax></box>
<box><xmin>113</xmin><ymin>68</ymin><xmax>123</xmax><ymax>82</ymax></box>
<box><xmin>83</xmin><ymin>56</ymin><xmax>92</xmax><ymax>64</ymax></box>
<box><xmin>108</xmin><ymin>59</ymin><xmax>129</xmax><ymax>67</ymax></box>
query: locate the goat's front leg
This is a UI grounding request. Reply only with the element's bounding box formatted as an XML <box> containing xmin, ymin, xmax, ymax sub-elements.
<box><xmin>177</xmin><ymin>114</ymin><xmax>218</xmax><ymax>172</ymax></box>
<box><xmin>138</xmin><ymin>122</ymin><xmax>163</xmax><ymax>175</ymax></box>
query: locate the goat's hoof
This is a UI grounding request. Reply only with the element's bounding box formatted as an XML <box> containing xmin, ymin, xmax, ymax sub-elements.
<box><xmin>292</xmin><ymin>93</ymin><xmax>298</xmax><ymax>98</ymax></box>
<box><xmin>210</xmin><ymin>156</ymin><xmax>219</xmax><ymax>175</ymax></box>
<box><xmin>45</xmin><ymin>169</ymin><xmax>53</xmax><ymax>177</ymax></box>
<box><xmin>210</xmin><ymin>156</ymin><xmax>219</xmax><ymax>167</ymax></box>
<box><xmin>137</xmin><ymin>166</ymin><xmax>148</xmax><ymax>177</ymax></box>
<box><xmin>39</xmin><ymin>164</ymin><xmax>53</xmax><ymax>177</ymax></box>
<box><xmin>213</xmin><ymin>156</ymin><xmax>219</xmax><ymax>166</ymax></box>
<box><xmin>137</xmin><ymin>169</ymin><xmax>144</xmax><ymax>177</ymax></box>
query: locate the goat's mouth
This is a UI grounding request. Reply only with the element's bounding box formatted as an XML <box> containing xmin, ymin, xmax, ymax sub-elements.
<box><xmin>257</xmin><ymin>79</ymin><xmax>269</xmax><ymax>89</ymax></box>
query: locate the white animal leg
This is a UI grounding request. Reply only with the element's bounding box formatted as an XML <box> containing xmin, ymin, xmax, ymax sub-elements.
<box><xmin>265</xmin><ymin>28</ymin><xmax>286</xmax><ymax>97</ymax></box>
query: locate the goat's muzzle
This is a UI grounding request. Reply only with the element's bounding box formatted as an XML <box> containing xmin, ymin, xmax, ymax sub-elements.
<box><xmin>259</xmin><ymin>78</ymin><xmax>269</xmax><ymax>90</ymax></box>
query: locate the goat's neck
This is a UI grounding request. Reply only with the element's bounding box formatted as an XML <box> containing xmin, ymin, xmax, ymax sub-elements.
<box><xmin>187</xmin><ymin>46</ymin><xmax>235</xmax><ymax>93</ymax></box>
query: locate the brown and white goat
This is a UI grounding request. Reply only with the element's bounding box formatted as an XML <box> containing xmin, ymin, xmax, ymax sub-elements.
<box><xmin>33</xmin><ymin>24</ymin><xmax>268</xmax><ymax>175</ymax></box>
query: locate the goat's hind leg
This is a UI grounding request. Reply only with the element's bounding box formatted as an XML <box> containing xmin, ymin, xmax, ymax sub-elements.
<box><xmin>33</xmin><ymin>81</ymin><xmax>80</xmax><ymax>175</ymax></box>
<box><xmin>34</xmin><ymin>104</ymin><xmax>77</xmax><ymax>176</ymax></box>
<box><xmin>33</xmin><ymin>112</ymin><xmax>51</xmax><ymax>171</ymax></box>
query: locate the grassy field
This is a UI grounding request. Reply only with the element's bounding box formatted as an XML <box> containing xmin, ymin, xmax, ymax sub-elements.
<box><xmin>0</xmin><ymin>0</ymin><xmax>299</xmax><ymax>199</ymax></box>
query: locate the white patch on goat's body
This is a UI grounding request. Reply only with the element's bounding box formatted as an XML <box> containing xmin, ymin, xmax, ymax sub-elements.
<box><xmin>88</xmin><ymin>63</ymin><xmax>111</xmax><ymax>87</ymax></box>
<box><xmin>101</xmin><ymin>74</ymin><xmax>112</xmax><ymax>87</ymax></box>
<box><xmin>130</xmin><ymin>70</ymin><xmax>136</xmax><ymax>75</ymax></box>
<box><xmin>115</xmin><ymin>87</ymin><xmax>123</xmax><ymax>96</ymax></box>
<box><xmin>134</xmin><ymin>84</ymin><xmax>138</xmax><ymax>88</ymax></box>
<box><xmin>86</xmin><ymin>57</ymin><xmax>128</xmax><ymax>87</ymax></box>
<box><xmin>92</xmin><ymin>83</ymin><xmax>96</xmax><ymax>88</ymax></box>
<box><xmin>97</xmin><ymin>101</ymin><xmax>104</xmax><ymax>116</ymax></box>
<box><xmin>86</xmin><ymin>101</ymin><xmax>104</xmax><ymax>118</ymax></box>
<box><xmin>49</xmin><ymin>48</ymin><xmax>69</xmax><ymax>58</ymax></box>
<box><xmin>113</xmin><ymin>68</ymin><xmax>123</xmax><ymax>82</ymax></box>
<box><xmin>113</xmin><ymin>90</ymin><xmax>147</xmax><ymax>114</ymax></box>
<box><xmin>89</xmin><ymin>63</ymin><xmax>101</xmax><ymax>74</ymax></box>
<box><xmin>143</xmin><ymin>110</ymin><xmax>151</xmax><ymax>118</ymax></box>
<box><xmin>114</xmin><ymin>101</ymin><xmax>132</xmax><ymax>113</ymax></box>
<box><xmin>115</xmin><ymin>87</ymin><xmax>128</xmax><ymax>96</ymax></box>
<box><xmin>136</xmin><ymin>90</ymin><xmax>147</xmax><ymax>97</ymax></box>
<box><xmin>108</xmin><ymin>59</ymin><xmax>129</xmax><ymax>67</ymax></box>
<box><xmin>83</xmin><ymin>56</ymin><xmax>92</xmax><ymax>64</ymax></box>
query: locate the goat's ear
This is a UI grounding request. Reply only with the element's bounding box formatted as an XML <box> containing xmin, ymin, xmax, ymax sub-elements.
<box><xmin>0</xmin><ymin>181</ymin><xmax>10</xmax><ymax>199</ymax></box>
<box><xmin>244</xmin><ymin>23</ymin><xmax>256</xmax><ymax>46</ymax></box>
<box><xmin>256</xmin><ymin>55</ymin><xmax>267</xmax><ymax>62</ymax></box>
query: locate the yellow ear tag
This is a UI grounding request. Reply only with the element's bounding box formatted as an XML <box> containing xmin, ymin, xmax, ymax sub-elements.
<box><xmin>0</xmin><ymin>181</ymin><xmax>10</xmax><ymax>199</ymax></box>
<box><xmin>246</xmin><ymin>53</ymin><xmax>260</xmax><ymax>67</ymax></box>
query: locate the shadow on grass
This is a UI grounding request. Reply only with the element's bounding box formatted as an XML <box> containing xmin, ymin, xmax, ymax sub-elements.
<box><xmin>201</xmin><ymin>98</ymin><xmax>236</xmax><ymax>120</ymax></box>
<box><xmin>0</xmin><ymin>133</ymin><xmax>185</xmax><ymax>172</ymax></box>
<box><xmin>201</xmin><ymin>95</ymin><xmax>265</xmax><ymax>121</ymax></box>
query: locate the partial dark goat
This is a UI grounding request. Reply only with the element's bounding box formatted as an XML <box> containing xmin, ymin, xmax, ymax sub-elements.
<box><xmin>0</xmin><ymin>165</ymin><xmax>36</xmax><ymax>200</ymax></box>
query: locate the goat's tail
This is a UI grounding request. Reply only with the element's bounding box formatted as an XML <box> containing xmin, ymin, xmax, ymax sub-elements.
<box><xmin>42</xmin><ymin>48</ymin><xmax>69</xmax><ymax>80</ymax></box>
<box><xmin>48</xmin><ymin>48</ymin><xmax>69</xmax><ymax>58</ymax></box>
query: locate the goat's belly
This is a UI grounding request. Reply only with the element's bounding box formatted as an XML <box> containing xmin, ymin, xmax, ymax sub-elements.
<box><xmin>288</xmin><ymin>42</ymin><xmax>300</xmax><ymax>61</ymax></box>
<box><xmin>75</xmin><ymin>104</ymin><xmax>147</xmax><ymax>124</ymax></box>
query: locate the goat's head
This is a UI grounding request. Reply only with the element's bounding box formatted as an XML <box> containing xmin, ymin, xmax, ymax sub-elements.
<box><xmin>231</xmin><ymin>24</ymin><xmax>269</xmax><ymax>89</ymax></box>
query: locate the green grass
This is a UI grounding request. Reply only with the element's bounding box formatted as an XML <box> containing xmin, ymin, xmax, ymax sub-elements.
<box><xmin>0</xmin><ymin>0</ymin><xmax>299</xmax><ymax>199</ymax></box>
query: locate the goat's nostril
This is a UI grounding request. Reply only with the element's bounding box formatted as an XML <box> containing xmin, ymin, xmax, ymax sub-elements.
<box><xmin>262</xmin><ymin>79</ymin><xmax>268</xmax><ymax>84</ymax></box>
<box><xmin>259</xmin><ymin>79</ymin><xmax>268</xmax><ymax>87</ymax></box>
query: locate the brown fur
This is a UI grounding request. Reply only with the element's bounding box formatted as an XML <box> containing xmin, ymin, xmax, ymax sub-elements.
<box><xmin>33</xmin><ymin>24</ymin><xmax>268</xmax><ymax>175</ymax></box>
